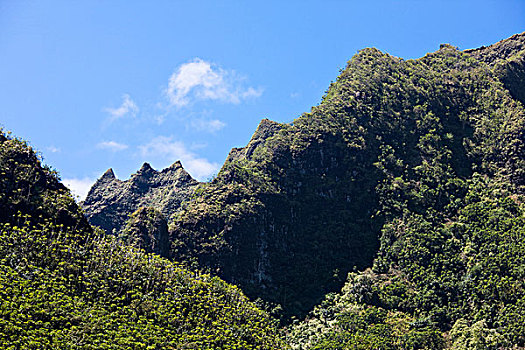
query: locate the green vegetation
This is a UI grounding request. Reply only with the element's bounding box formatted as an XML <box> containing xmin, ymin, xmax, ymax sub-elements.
<box><xmin>0</xmin><ymin>130</ymin><xmax>284</xmax><ymax>349</ymax></box>
<box><xmin>288</xmin><ymin>179</ymin><xmax>525</xmax><ymax>348</ymax></box>
<box><xmin>170</xmin><ymin>33</ymin><xmax>525</xmax><ymax>329</ymax></box>
<box><xmin>0</xmin><ymin>220</ymin><xmax>283</xmax><ymax>349</ymax></box>
<box><xmin>121</xmin><ymin>207</ymin><xmax>170</xmax><ymax>258</ymax></box>
<box><xmin>3</xmin><ymin>32</ymin><xmax>525</xmax><ymax>348</ymax></box>
<box><xmin>285</xmin><ymin>34</ymin><xmax>525</xmax><ymax>348</ymax></box>
<box><xmin>0</xmin><ymin>131</ymin><xmax>90</xmax><ymax>231</ymax></box>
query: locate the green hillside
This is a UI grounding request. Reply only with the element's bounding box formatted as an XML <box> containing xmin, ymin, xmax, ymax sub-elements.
<box><xmin>170</xmin><ymin>33</ymin><xmax>525</xmax><ymax>328</ymax></box>
<box><xmin>285</xmin><ymin>34</ymin><xmax>525</xmax><ymax>348</ymax></box>
<box><xmin>0</xmin><ymin>130</ymin><xmax>284</xmax><ymax>349</ymax></box>
<box><xmin>288</xmin><ymin>180</ymin><xmax>525</xmax><ymax>348</ymax></box>
<box><xmin>3</xmin><ymin>31</ymin><xmax>525</xmax><ymax>349</ymax></box>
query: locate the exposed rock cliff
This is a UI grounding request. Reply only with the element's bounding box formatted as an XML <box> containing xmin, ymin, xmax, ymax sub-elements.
<box><xmin>82</xmin><ymin>161</ymin><xmax>198</xmax><ymax>234</ymax></box>
<box><xmin>4</xmin><ymin>32</ymin><xmax>525</xmax><ymax>348</ymax></box>
<box><xmin>0</xmin><ymin>130</ymin><xmax>284</xmax><ymax>349</ymax></box>
<box><xmin>81</xmin><ymin>33</ymin><xmax>525</xmax><ymax>327</ymax></box>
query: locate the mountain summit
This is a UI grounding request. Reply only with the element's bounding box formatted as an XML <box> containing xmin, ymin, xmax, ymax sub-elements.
<box><xmin>82</xmin><ymin>161</ymin><xmax>198</xmax><ymax>234</ymax></box>
<box><xmin>79</xmin><ymin>33</ymin><xmax>525</xmax><ymax>347</ymax></box>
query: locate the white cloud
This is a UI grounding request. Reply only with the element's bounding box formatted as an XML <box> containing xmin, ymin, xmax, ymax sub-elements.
<box><xmin>104</xmin><ymin>94</ymin><xmax>139</xmax><ymax>121</ymax></box>
<box><xmin>97</xmin><ymin>140</ymin><xmax>129</xmax><ymax>152</ymax></box>
<box><xmin>46</xmin><ymin>146</ymin><xmax>61</xmax><ymax>153</ymax></box>
<box><xmin>63</xmin><ymin>177</ymin><xmax>96</xmax><ymax>201</ymax></box>
<box><xmin>165</xmin><ymin>58</ymin><xmax>262</xmax><ymax>107</ymax></box>
<box><xmin>139</xmin><ymin>136</ymin><xmax>219</xmax><ymax>180</ymax></box>
<box><xmin>191</xmin><ymin>118</ymin><xmax>226</xmax><ymax>132</ymax></box>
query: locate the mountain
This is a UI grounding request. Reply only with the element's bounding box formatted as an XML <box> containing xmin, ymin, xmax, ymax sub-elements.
<box><xmin>466</xmin><ymin>32</ymin><xmax>525</xmax><ymax>106</ymax></box>
<box><xmin>82</xmin><ymin>161</ymin><xmax>198</xmax><ymax>234</ymax></box>
<box><xmin>120</xmin><ymin>206</ymin><xmax>171</xmax><ymax>257</ymax></box>
<box><xmin>0</xmin><ymin>129</ymin><xmax>284</xmax><ymax>348</ymax></box>
<box><xmin>285</xmin><ymin>33</ymin><xmax>525</xmax><ymax>348</ymax></box>
<box><xmin>0</xmin><ymin>131</ymin><xmax>90</xmax><ymax>231</ymax></box>
<box><xmin>170</xmin><ymin>32</ymin><xmax>525</xmax><ymax>323</ymax></box>
<box><xmin>78</xmin><ymin>32</ymin><xmax>525</xmax><ymax>348</ymax></box>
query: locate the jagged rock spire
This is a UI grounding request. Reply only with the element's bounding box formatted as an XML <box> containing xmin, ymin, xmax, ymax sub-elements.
<box><xmin>101</xmin><ymin>168</ymin><xmax>116</xmax><ymax>180</ymax></box>
<box><xmin>82</xmin><ymin>161</ymin><xmax>199</xmax><ymax>235</ymax></box>
<box><xmin>166</xmin><ymin>160</ymin><xmax>182</xmax><ymax>169</ymax></box>
<box><xmin>137</xmin><ymin>162</ymin><xmax>156</xmax><ymax>174</ymax></box>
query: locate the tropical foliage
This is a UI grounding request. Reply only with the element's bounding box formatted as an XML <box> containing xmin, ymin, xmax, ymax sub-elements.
<box><xmin>2</xmin><ymin>32</ymin><xmax>525</xmax><ymax>349</ymax></box>
<box><xmin>171</xmin><ymin>33</ymin><xmax>525</xmax><ymax>329</ymax></box>
<box><xmin>0</xmin><ymin>130</ymin><xmax>284</xmax><ymax>349</ymax></box>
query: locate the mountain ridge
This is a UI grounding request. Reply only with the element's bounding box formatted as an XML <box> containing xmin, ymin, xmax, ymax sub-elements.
<box><xmin>83</xmin><ymin>160</ymin><xmax>199</xmax><ymax>234</ymax></box>
<box><xmin>0</xmin><ymin>128</ymin><xmax>284</xmax><ymax>349</ymax></box>
<box><xmin>76</xmin><ymin>32</ymin><xmax>525</xmax><ymax>348</ymax></box>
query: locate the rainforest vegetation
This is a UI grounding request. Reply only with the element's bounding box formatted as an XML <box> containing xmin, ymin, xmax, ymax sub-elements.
<box><xmin>2</xmin><ymin>32</ymin><xmax>525</xmax><ymax>348</ymax></box>
<box><xmin>0</xmin><ymin>132</ymin><xmax>283</xmax><ymax>349</ymax></box>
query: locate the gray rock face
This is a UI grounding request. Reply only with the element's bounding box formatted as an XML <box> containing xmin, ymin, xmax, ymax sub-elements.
<box><xmin>82</xmin><ymin>161</ymin><xmax>199</xmax><ymax>234</ymax></box>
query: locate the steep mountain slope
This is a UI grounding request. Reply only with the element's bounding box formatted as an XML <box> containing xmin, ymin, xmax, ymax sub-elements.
<box><xmin>170</xmin><ymin>32</ymin><xmax>525</xmax><ymax>323</ymax></box>
<box><xmin>0</xmin><ymin>129</ymin><xmax>284</xmax><ymax>349</ymax></box>
<box><xmin>288</xmin><ymin>179</ymin><xmax>525</xmax><ymax>349</ymax></box>
<box><xmin>83</xmin><ymin>161</ymin><xmax>198</xmax><ymax>234</ymax></box>
<box><xmin>120</xmin><ymin>206</ymin><xmax>170</xmax><ymax>257</ymax></box>
<box><xmin>285</xmin><ymin>33</ymin><xmax>525</xmax><ymax>348</ymax></box>
<box><xmin>173</xmin><ymin>116</ymin><xmax>382</xmax><ymax>321</ymax></box>
<box><xmin>466</xmin><ymin>32</ymin><xmax>525</xmax><ymax>105</ymax></box>
<box><xmin>0</xmin><ymin>131</ymin><xmax>90</xmax><ymax>231</ymax></box>
<box><xmin>80</xmin><ymin>32</ymin><xmax>525</xmax><ymax>346</ymax></box>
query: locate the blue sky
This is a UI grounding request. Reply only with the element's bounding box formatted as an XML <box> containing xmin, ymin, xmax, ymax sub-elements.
<box><xmin>1</xmin><ymin>1</ymin><xmax>524</xmax><ymax>200</ymax></box>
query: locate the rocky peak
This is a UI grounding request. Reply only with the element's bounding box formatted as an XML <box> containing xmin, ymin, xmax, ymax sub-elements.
<box><xmin>254</xmin><ymin>118</ymin><xmax>284</xmax><ymax>139</ymax></box>
<box><xmin>225</xmin><ymin>119</ymin><xmax>286</xmax><ymax>163</ymax></box>
<box><xmin>92</xmin><ymin>168</ymin><xmax>117</xmax><ymax>188</ymax></box>
<box><xmin>133</xmin><ymin>162</ymin><xmax>157</xmax><ymax>182</ymax></box>
<box><xmin>82</xmin><ymin>161</ymin><xmax>199</xmax><ymax>234</ymax></box>
<box><xmin>101</xmin><ymin>168</ymin><xmax>116</xmax><ymax>180</ymax></box>
<box><xmin>137</xmin><ymin>162</ymin><xmax>155</xmax><ymax>174</ymax></box>
<box><xmin>83</xmin><ymin>168</ymin><xmax>119</xmax><ymax>204</ymax></box>
<box><xmin>164</xmin><ymin>160</ymin><xmax>182</xmax><ymax>171</ymax></box>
